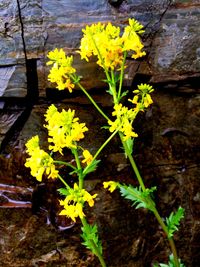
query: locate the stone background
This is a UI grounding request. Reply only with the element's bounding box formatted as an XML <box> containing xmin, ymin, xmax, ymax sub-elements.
<box><xmin>0</xmin><ymin>0</ymin><xmax>200</xmax><ymax>97</ymax></box>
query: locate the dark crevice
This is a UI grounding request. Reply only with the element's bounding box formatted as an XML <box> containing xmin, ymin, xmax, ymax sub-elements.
<box><xmin>16</xmin><ymin>0</ymin><xmax>39</xmax><ymax>105</ymax></box>
<box><xmin>16</xmin><ymin>0</ymin><xmax>27</xmax><ymax>62</ymax></box>
<box><xmin>0</xmin><ymin>2</ymin><xmax>39</xmax><ymax>151</ymax></box>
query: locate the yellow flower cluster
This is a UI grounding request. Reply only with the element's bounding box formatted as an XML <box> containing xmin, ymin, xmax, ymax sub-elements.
<box><xmin>44</xmin><ymin>104</ymin><xmax>88</xmax><ymax>154</ymax></box>
<box><xmin>108</xmin><ymin>83</ymin><xmax>154</xmax><ymax>141</ymax></box>
<box><xmin>59</xmin><ymin>183</ymin><xmax>97</xmax><ymax>222</ymax></box>
<box><xmin>129</xmin><ymin>83</ymin><xmax>154</xmax><ymax>109</ymax></box>
<box><xmin>47</xmin><ymin>48</ymin><xmax>76</xmax><ymax>92</ymax></box>
<box><xmin>79</xmin><ymin>18</ymin><xmax>146</xmax><ymax>70</ymax></box>
<box><xmin>103</xmin><ymin>181</ymin><xmax>118</xmax><ymax>193</ymax></box>
<box><xmin>25</xmin><ymin>135</ymin><xmax>58</xmax><ymax>182</ymax></box>
<box><xmin>108</xmin><ymin>103</ymin><xmax>138</xmax><ymax>141</ymax></box>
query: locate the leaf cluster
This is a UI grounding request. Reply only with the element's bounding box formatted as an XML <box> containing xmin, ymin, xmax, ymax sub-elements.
<box><xmin>166</xmin><ymin>207</ymin><xmax>185</xmax><ymax>238</ymax></box>
<box><xmin>81</xmin><ymin>222</ymin><xmax>102</xmax><ymax>256</ymax></box>
<box><xmin>153</xmin><ymin>254</ymin><xmax>185</xmax><ymax>267</ymax></box>
<box><xmin>119</xmin><ymin>184</ymin><xmax>156</xmax><ymax>212</ymax></box>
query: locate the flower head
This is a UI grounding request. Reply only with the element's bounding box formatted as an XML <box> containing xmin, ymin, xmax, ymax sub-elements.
<box><xmin>59</xmin><ymin>183</ymin><xmax>97</xmax><ymax>222</ymax></box>
<box><xmin>133</xmin><ymin>83</ymin><xmax>154</xmax><ymax>108</ymax></box>
<box><xmin>47</xmin><ymin>48</ymin><xmax>76</xmax><ymax>92</ymax></box>
<box><xmin>79</xmin><ymin>19</ymin><xmax>146</xmax><ymax>72</ymax></box>
<box><xmin>108</xmin><ymin>104</ymin><xmax>138</xmax><ymax>141</ymax></box>
<box><xmin>44</xmin><ymin>104</ymin><xmax>88</xmax><ymax>154</ymax></box>
<box><xmin>25</xmin><ymin>135</ymin><xmax>58</xmax><ymax>182</ymax></box>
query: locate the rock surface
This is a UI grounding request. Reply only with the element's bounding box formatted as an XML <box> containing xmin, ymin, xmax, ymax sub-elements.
<box><xmin>0</xmin><ymin>0</ymin><xmax>199</xmax><ymax>97</ymax></box>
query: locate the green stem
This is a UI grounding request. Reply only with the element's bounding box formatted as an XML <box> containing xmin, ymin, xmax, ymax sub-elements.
<box><xmin>110</xmin><ymin>70</ymin><xmax>118</xmax><ymax>104</ymax></box>
<box><xmin>153</xmin><ymin>209</ymin><xmax>180</xmax><ymax>267</ymax></box>
<box><xmin>72</xmin><ymin>148</ymin><xmax>83</xmax><ymax>189</ymax></box>
<box><xmin>81</xmin><ymin>217</ymin><xmax>107</xmax><ymax>267</ymax></box>
<box><xmin>58</xmin><ymin>174</ymin><xmax>70</xmax><ymax>189</ymax></box>
<box><xmin>83</xmin><ymin>126</ymin><xmax>120</xmax><ymax>176</ymax></box>
<box><xmin>119</xmin><ymin>132</ymin><xmax>180</xmax><ymax>267</ymax></box>
<box><xmin>118</xmin><ymin>51</ymin><xmax>127</xmax><ymax>101</ymax></box>
<box><xmin>53</xmin><ymin>160</ymin><xmax>76</xmax><ymax>170</ymax></box>
<box><xmin>76</xmin><ymin>80</ymin><xmax>110</xmax><ymax>121</ymax></box>
<box><xmin>119</xmin><ymin>132</ymin><xmax>146</xmax><ymax>191</ymax></box>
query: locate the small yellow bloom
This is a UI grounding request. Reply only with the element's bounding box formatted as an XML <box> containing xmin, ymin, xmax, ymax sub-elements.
<box><xmin>25</xmin><ymin>145</ymin><xmax>58</xmax><ymax>182</ymax></box>
<box><xmin>82</xmin><ymin>191</ymin><xmax>97</xmax><ymax>207</ymax></box>
<box><xmin>25</xmin><ymin>135</ymin><xmax>40</xmax><ymax>155</ymax></box>
<box><xmin>143</xmin><ymin>94</ymin><xmax>153</xmax><ymax>108</ymax></box>
<box><xmin>59</xmin><ymin>183</ymin><xmax>97</xmax><ymax>222</ymax></box>
<box><xmin>82</xmin><ymin>150</ymin><xmax>93</xmax><ymax>165</ymax></box>
<box><xmin>59</xmin><ymin>202</ymin><xmax>85</xmax><ymax>222</ymax></box>
<box><xmin>103</xmin><ymin>181</ymin><xmax>118</xmax><ymax>193</ymax></box>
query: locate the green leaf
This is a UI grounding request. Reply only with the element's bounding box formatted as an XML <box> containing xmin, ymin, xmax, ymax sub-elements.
<box><xmin>83</xmin><ymin>159</ymin><xmax>101</xmax><ymax>177</ymax></box>
<box><xmin>81</xmin><ymin>222</ymin><xmax>102</xmax><ymax>256</ymax></box>
<box><xmin>119</xmin><ymin>184</ymin><xmax>156</xmax><ymax>212</ymax></box>
<box><xmin>57</xmin><ymin>187</ymin><xmax>69</xmax><ymax>196</ymax></box>
<box><xmin>166</xmin><ymin>207</ymin><xmax>185</xmax><ymax>238</ymax></box>
<box><xmin>154</xmin><ymin>254</ymin><xmax>186</xmax><ymax>267</ymax></box>
<box><xmin>118</xmin><ymin>90</ymin><xmax>129</xmax><ymax>102</ymax></box>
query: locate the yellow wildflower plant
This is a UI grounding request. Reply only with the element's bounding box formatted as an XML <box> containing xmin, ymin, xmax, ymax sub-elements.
<box><xmin>59</xmin><ymin>183</ymin><xmax>97</xmax><ymax>222</ymax></box>
<box><xmin>25</xmin><ymin>135</ymin><xmax>58</xmax><ymax>182</ymax></box>
<box><xmin>103</xmin><ymin>181</ymin><xmax>119</xmax><ymax>193</ymax></box>
<box><xmin>44</xmin><ymin>104</ymin><xmax>88</xmax><ymax>154</ymax></box>
<box><xmin>47</xmin><ymin>48</ymin><xmax>76</xmax><ymax>92</ymax></box>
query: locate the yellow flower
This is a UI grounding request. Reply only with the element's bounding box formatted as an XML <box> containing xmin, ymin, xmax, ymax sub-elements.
<box><xmin>44</xmin><ymin>104</ymin><xmax>88</xmax><ymax>154</ymax></box>
<box><xmin>133</xmin><ymin>83</ymin><xmax>154</xmax><ymax>108</ymax></box>
<box><xmin>25</xmin><ymin>144</ymin><xmax>58</xmax><ymax>182</ymax></box>
<box><xmin>103</xmin><ymin>181</ymin><xmax>118</xmax><ymax>193</ymax></box>
<box><xmin>59</xmin><ymin>202</ymin><xmax>85</xmax><ymax>222</ymax></box>
<box><xmin>47</xmin><ymin>49</ymin><xmax>76</xmax><ymax>92</ymax></box>
<box><xmin>59</xmin><ymin>183</ymin><xmax>97</xmax><ymax>222</ymax></box>
<box><xmin>122</xmin><ymin>19</ymin><xmax>146</xmax><ymax>59</ymax></box>
<box><xmin>108</xmin><ymin>104</ymin><xmax>138</xmax><ymax>141</ymax></box>
<box><xmin>82</xmin><ymin>190</ymin><xmax>97</xmax><ymax>207</ymax></box>
<box><xmin>82</xmin><ymin>150</ymin><xmax>93</xmax><ymax>165</ymax></box>
<box><xmin>79</xmin><ymin>22</ymin><xmax>124</xmax><ymax>70</ymax></box>
<box><xmin>144</xmin><ymin>94</ymin><xmax>153</xmax><ymax>108</ymax></box>
<box><xmin>25</xmin><ymin>135</ymin><xmax>40</xmax><ymax>155</ymax></box>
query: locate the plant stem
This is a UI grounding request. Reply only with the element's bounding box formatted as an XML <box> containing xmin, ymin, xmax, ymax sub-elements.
<box><xmin>110</xmin><ymin>70</ymin><xmax>118</xmax><ymax>104</ymax></box>
<box><xmin>53</xmin><ymin>160</ymin><xmax>76</xmax><ymax>170</ymax></box>
<box><xmin>83</xmin><ymin>126</ymin><xmax>121</xmax><ymax>176</ymax></box>
<box><xmin>118</xmin><ymin>51</ymin><xmax>127</xmax><ymax>101</ymax></box>
<box><xmin>119</xmin><ymin>132</ymin><xmax>180</xmax><ymax>267</ymax></box>
<box><xmin>119</xmin><ymin>132</ymin><xmax>146</xmax><ymax>191</ymax></box>
<box><xmin>72</xmin><ymin>148</ymin><xmax>83</xmax><ymax>189</ymax></box>
<box><xmin>76</xmin><ymin>80</ymin><xmax>110</xmax><ymax>121</ymax></box>
<box><xmin>81</xmin><ymin>217</ymin><xmax>107</xmax><ymax>267</ymax></box>
<box><xmin>58</xmin><ymin>174</ymin><xmax>70</xmax><ymax>189</ymax></box>
<box><xmin>153</xmin><ymin>209</ymin><xmax>180</xmax><ymax>267</ymax></box>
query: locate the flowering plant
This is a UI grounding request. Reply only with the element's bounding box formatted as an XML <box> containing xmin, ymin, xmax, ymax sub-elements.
<box><xmin>25</xmin><ymin>18</ymin><xmax>185</xmax><ymax>267</ymax></box>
